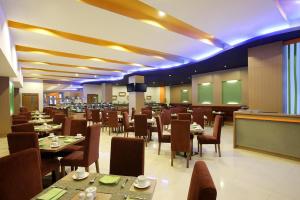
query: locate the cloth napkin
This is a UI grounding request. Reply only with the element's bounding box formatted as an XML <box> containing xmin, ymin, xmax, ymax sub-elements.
<box><xmin>37</xmin><ymin>188</ymin><xmax>66</xmax><ymax>200</ymax></box>
<box><xmin>99</xmin><ymin>175</ymin><xmax>121</xmax><ymax>185</ymax></box>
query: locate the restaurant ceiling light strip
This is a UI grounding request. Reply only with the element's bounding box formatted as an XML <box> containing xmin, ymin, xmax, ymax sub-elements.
<box><xmin>23</xmin><ymin>77</ymin><xmax>72</xmax><ymax>82</ymax></box>
<box><xmin>80</xmin><ymin>0</ymin><xmax>228</xmax><ymax>49</ymax></box>
<box><xmin>9</xmin><ymin>20</ymin><xmax>190</xmax><ymax>63</ymax></box>
<box><xmin>18</xmin><ymin>59</ymin><xmax>124</xmax><ymax>72</ymax></box>
<box><xmin>21</xmin><ymin>67</ymin><xmax>108</xmax><ymax>77</ymax></box>
<box><xmin>16</xmin><ymin>45</ymin><xmax>152</xmax><ymax>68</ymax></box>
<box><xmin>23</xmin><ymin>73</ymin><xmax>96</xmax><ymax>79</ymax></box>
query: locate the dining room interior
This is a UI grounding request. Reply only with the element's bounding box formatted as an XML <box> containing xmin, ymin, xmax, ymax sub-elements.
<box><xmin>0</xmin><ymin>0</ymin><xmax>300</xmax><ymax>200</ymax></box>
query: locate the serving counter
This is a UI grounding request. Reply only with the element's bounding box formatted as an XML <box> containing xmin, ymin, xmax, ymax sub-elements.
<box><xmin>234</xmin><ymin>111</ymin><xmax>300</xmax><ymax>160</ymax></box>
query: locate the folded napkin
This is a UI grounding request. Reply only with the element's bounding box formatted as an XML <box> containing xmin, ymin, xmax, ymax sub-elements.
<box><xmin>99</xmin><ymin>175</ymin><xmax>120</xmax><ymax>185</ymax></box>
<box><xmin>37</xmin><ymin>188</ymin><xmax>66</xmax><ymax>200</ymax></box>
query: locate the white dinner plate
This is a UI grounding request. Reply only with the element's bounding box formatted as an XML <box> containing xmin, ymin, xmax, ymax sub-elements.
<box><xmin>133</xmin><ymin>180</ymin><xmax>151</xmax><ymax>189</ymax></box>
<box><xmin>72</xmin><ymin>172</ymin><xmax>89</xmax><ymax>180</ymax></box>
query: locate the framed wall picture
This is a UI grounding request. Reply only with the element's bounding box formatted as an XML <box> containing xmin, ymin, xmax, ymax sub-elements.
<box><xmin>146</xmin><ymin>96</ymin><xmax>152</xmax><ymax>100</ymax></box>
<box><xmin>119</xmin><ymin>92</ymin><xmax>126</xmax><ymax>97</ymax></box>
<box><xmin>112</xmin><ymin>95</ymin><xmax>117</xmax><ymax>100</ymax></box>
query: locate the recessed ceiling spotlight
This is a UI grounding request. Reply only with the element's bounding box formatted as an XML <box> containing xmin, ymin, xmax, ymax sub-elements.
<box><xmin>169</xmin><ymin>74</ymin><xmax>172</xmax><ymax>77</ymax></box>
<box><xmin>94</xmin><ymin>75</ymin><xmax>97</xmax><ymax>78</ymax></box>
<box><xmin>194</xmin><ymin>70</ymin><xmax>197</xmax><ymax>72</ymax></box>
<box><xmin>158</xmin><ymin>10</ymin><xmax>166</xmax><ymax>17</ymax></box>
<box><xmin>75</xmin><ymin>74</ymin><xmax>79</xmax><ymax>77</ymax></box>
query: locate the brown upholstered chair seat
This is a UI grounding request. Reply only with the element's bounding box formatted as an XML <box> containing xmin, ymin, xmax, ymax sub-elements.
<box><xmin>197</xmin><ymin>135</ymin><xmax>218</xmax><ymax>144</ymax></box>
<box><xmin>126</xmin><ymin>126</ymin><xmax>135</xmax><ymax>132</ymax></box>
<box><xmin>61</xmin><ymin>151</ymin><xmax>85</xmax><ymax>166</ymax></box>
<box><xmin>41</xmin><ymin>158</ymin><xmax>60</xmax><ymax>176</ymax></box>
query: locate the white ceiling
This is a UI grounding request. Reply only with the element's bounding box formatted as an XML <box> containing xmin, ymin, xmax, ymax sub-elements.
<box><xmin>0</xmin><ymin>0</ymin><xmax>299</xmax><ymax>83</ymax></box>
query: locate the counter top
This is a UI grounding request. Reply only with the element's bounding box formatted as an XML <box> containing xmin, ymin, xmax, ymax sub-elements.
<box><xmin>234</xmin><ymin>111</ymin><xmax>300</xmax><ymax>123</ymax></box>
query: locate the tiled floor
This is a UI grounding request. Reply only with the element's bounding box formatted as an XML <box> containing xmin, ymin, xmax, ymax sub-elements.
<box><xmin>1</xmin><ymin>125</ymin><xmax>300</xmax><ymax>200</ymax></box>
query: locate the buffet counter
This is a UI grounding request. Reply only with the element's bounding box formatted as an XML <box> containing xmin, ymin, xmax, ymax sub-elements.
<box><xmin>234</xmin><ymin>111</ymin><xmax>300</xmax><ymax>160</ymax></box>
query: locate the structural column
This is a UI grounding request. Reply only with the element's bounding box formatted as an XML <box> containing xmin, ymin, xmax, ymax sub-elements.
<box><xmin>14</xmin><ymin>88</ymin><xmax>20</xmax><ymax>114</ymax></box>
<box><xmin>0</xmin><ymin>77</ymin><xmax>12</xmax><ymax>137</ymax></box>
<box><xmin>128</xmin><ymin>75</ymin><xmax>145</xmax><ymax>115</ymax></box>
<box><xmin>101</xmin><ymin>83</ymin><xmax>112</xmax><ymax>103</ymax></box>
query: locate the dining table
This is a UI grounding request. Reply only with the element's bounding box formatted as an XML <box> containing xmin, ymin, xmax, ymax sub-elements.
<box><xmin>31</xmin><ymin>114</ymin><xmax>51</xmax><ymax>119</ymax></box>
<box><xmin>32</xmin><ymin>172</ymin><xmax>157</xmax><ymax>200</ymax></box>
<box><xmin>38</xmin><ymin>135</ymin><xmax>85</xmax><ymax>153</ymax></box>
<box><xmin>130</xmin><ymin>118</ymin><xmax>156</xmax><ymax>125</ymax></box>
<box><xmin>29</xmin><ymin>118</ymin><xmax>53</xmax><ymax>124</ymax></box>
<box><xmin>34</xmin><ymin>124</ymin><xmax>62</xmax><ymax>134</ymax></box>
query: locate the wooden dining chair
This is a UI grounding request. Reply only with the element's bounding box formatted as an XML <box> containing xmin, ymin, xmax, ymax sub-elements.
<box><xmin>192</xmin><ymin>108</ymin><xmax>205</xmax><ymax>129</ymax></box>
<box><xmin>171</xmin><ymin>120</ymin><xmax>191</xmax><ymax>168</ymax></box>
<box><xmin>85</xmin><ymin>108</ymin><xmax>93</xmax><ymax>125</ymax></box>
<box><xmin>0</xmin><ymin>148</ymin><xmax>43</xmax><ymax>200</ymax></box>
<box><xmin>61</xmin><ymin>124</ymin><xmax>101</xmax><ymax>177</ymax></box>
<box><xmin>11</xmin><ymin>123</ymin><xmax>34</xmax><ymax>132</ymax></box>
<box><xmin>141</xmin><ymin>108</ymin><xmax>152</xmax><ymax>119</ymax></box>
<box><xmin>187</xmin><ymin>161</ymin><xmax>217</xmax><ymax>200</ymax></box>
<box><xmin>107</xmin><ymin>111</ymin><xmax>122</xmax><ymax>135</ymax></box>
<box><xmin>134</xmin><ymin>114</ymin><xmax>150</xmax><ymax>146</ymax></box>
<box><xmin>155</xmin><ymin>116</ymin><xmax>171</xmax><ymax>155</ymax></box>
<box><xmin>110</xmin><ymin>137</ymin><xmax>144</xmax><ymax>177</ymax></box>
<box><xmin>70</xmin><ymin>119</ymin><xmax>87</xmax><ymax>136</ymax></box>
<box><xmin>123</xmin><ymin>111</ymin><xmax>134</xmax><ymax>137</ymax></box>
<box><xmin>91</xmin><ymin>109</ymin><xmax>101</xmax><ymax>124</ymax></box>
<box><xmin>178</xmin><ymin>113</ymin><xmax>192</xmax><ymax>123</ymax></box>
<box><xmin>197</xmin><ymin>115</ymin><xmax>223</xmax><ymax>157</ymax></box>
<box><xmin>7</xmin><ymin>132</ymin><xmax>60</xmax><ymax>182</ymax></box>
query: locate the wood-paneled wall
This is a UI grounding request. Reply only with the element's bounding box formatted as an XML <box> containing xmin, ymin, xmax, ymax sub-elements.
<box><xmin>170</xmin><ymin>84</ymin><xmax>192</xmax><ymax>103</ymax></box>
<box><xmin>248</xmin><ymin>41</ymin><xmax>283</xmax><ymax>112</ymax></box>
<box><xmin>192</xmin><ymin>67</ymin><xmax>248</xmax><ymax>105</ymax></box>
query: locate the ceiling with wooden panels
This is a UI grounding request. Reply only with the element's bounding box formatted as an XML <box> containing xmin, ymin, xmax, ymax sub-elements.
<box><xmin>0</xmin><ymin>0</ymin><xmax>300</xmax><ymax>83</ymax></box>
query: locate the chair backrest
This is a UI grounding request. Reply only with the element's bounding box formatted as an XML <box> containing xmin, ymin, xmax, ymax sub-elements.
<box><xmin>91</xmin><ymin>109</ymin><xmax>100</xmax><ymax>122</ymax></box>
<box><xmin>63</xmin><ymin>117</ymin><xmax>71</xmax><ymax>136</ymax></box>
<box><xmin>12</xmin><ymin>115</ymin><xmax>27</xmax><ymax>120</ymax></box>
<box><xmin>20</xmin><ymin>107</ymin><xmax>28</xmax><ymax>113</ymax></box>
<box><xmin>192</xmin><ymin>109</ymin><xmax>205</xmax><ymax>128</ymax></box>
<box><xmin>110</xmin><ymin>137</ymin><xmax>144</xmax><ymax>177</ymax></box>
<box><xmin>161</xmin><ymin>109</ymin><xmax>171</xmax><ymax>125</ymax></box>
<box><xmin>155</xmin><ymin>116</ymin><xmax>163</xmax><ymax>142</ymax></box>
<box><xmin>134</xmin><ymin>114</ymin><xmax>148</xmax><ymax>137</ymax></box>
<box><xmin>11</xmin><ymin>123</ymin><xmax>34</xmax><ymax>132</ymax></box>
<box><xmin>141</xmin><ymin>108</ymin><xmax>152</xmax><ymax>119</ymax></box>
<box><xmin>70</xmin><ymin>119</ymin><xmax>87</xmax><ymax>136</ymax></box>
<box><xmin>12</xmin><ymin>119</ymin><xmax>28</xmax><ymax>125</ymax></box>
<box><xmin>101</xmin><ymin>110</ymin><xmax>109</xmax><ymax>124</ymax></box>
<box><xmin>107</xmin><ymin>111</ymin><xmax>118</xmax><ymax>127</ymax></box>
<box><xmin>171</xmin><ymin>120</ymin><xmax>190</xmax><ymax>152</ymax></box>
<box><xmin>131</xmin><ymin>107</ymin><xmax>135</xmax><ymax>120</ymax></box>
<box><xmin>7</xmin><ymin>132</ymin><xmax>40</xmax><ymax>157</ymax></box>
<box><xmin>212</xmin><ymin>115</ymin><xmax>223</xmax><ymax>143</ymax></box>
<box><xmin>178</xmin><ymin>113</ymin><xmax>192</xmax><ymax>122</ymax></box>
<box><xmin>53</xmin><ymin>114</ymin><xmax>65</xmax><ymax>125</ymax></box>
<box><xmin>177</xmin><ymin>106</ymin><xmax>187</xmax><ymax>113</ymax></box>
<box><xmin>84</xmin><ymin>124</ymin><xmax>101</xmax><ymax>165</ymax></box>
<box><xmin>203</xmin><ymin>107</ymin><xmax>213</xmax><ymax>123</ymax></box>
<box><xmin>122</xmin><ymin>112</ymin><xmax>131</xmax><ymax>130</ymax></box>
<box><xmin>0</xmin><ymin>148</ymin><xmax>43</xmax><ymax>200</ymax></box>
<box><xmin>187</xmin><ymin>161</ymin><xmax>217</xmax><ymax>200</ymax></box>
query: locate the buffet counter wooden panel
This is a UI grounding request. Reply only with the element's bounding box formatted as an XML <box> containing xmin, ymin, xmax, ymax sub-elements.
<box><xmin>234</xmin><ymin>111</ymin><xmax>300</xmax><ymax>160</ymax></box>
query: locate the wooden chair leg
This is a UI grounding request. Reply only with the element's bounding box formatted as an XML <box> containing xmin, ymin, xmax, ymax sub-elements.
<box><xmin>51</xmin><ymin>170</ymin><xmax>57</xmax><ymax>183</ymax></box>
<box><xmin>200</xmin><ymin>144</ymin><xmax>202</xmax><ymax>157</ymax></box>
<box><xmin>186</xmin><ymin>152</ymin><xmax>190</xmax><ymax>168</ymax></box>
<box><xmin>218</xmin><ymin>144</ymin><xmax>221</xmax><ymax>157</ymax></box>
<box><xmin>158</xmin><ymin>143</ymin><xmax>161</xmax><ymax>155</ymax></box>
<box><xmin>85</xmin><ymin>167</ymin><xmax>89</xmax><ymax>172</ymax></box>
<box><xmin>171</xmin><ymin>151</ymin><xmax>174</xmax><ymax>166</ymax></box>
<box><xmin>95</xmin><ymin>160</ymin><xmax>100</xmax><ymax>173</ymax></box>
<box><xmin>61</xmin><ymin>165</ymin><xmax>65</xmax><ymax>178</ymax></box>
<box><xmin>215</xmin><ymin>144</ymin><xmax>217</xmax><ymax>153</ymax></box>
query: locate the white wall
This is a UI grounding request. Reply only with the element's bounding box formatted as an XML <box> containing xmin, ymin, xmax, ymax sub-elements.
<box><xmin>145</xmin><ymin>87</ymin><xmax>160</xmax><ymax>103</ymax></box>
<box><xmin>83</xmin><ymin>84</ymin><xmax>103</xmax><ymax>103</ymax></box>
<box><xmin>20</xmin><ymin>81</ymin><xmax>44</xmax><ymax>111</ymax></box>
<box><xmin>112</xmin><ymin>86</ymin><xmax>162</xmax><ymax>104</ymax></box>
<box><xmin>112</xmin><ymin>86</ymin><xmax>128</xmax><ymax>104</ymax></box>
<box><xmin>0</xmin><ymin>3</ymin><xmax>20</xmax><ymax>81</ymax></box>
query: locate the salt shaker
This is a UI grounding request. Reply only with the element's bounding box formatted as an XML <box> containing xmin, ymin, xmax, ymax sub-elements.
<box><xmin>78</xmin><ymin>192</ymin><xmax>85</xmax><ymax>200</ymax></box>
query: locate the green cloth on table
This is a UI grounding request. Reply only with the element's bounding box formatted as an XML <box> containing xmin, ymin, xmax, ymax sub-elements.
<box><xmin>63</xmin><ymin>138</ymin><xmax>76</xmax><ymax>143</ymax></box>
<box><xmin>99</xmin><ymin>175</ymin><xmax>121</xmax><ymax>185</ymax></box>
<box><xmin>37</xmin><ymin>188</ymin><xmax>66</xmax><ymax>200</ymax></box>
